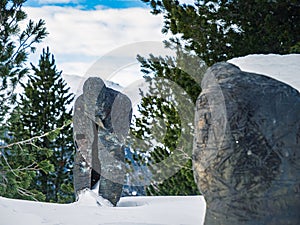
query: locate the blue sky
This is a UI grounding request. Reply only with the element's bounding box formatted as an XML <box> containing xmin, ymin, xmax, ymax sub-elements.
<box><xmin>24</xmin><ymin>0</ymin><xmax>147</xmax><ymax>9</ymax></box>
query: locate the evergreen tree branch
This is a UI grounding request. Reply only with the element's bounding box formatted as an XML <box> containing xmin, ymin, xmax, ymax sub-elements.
<box><xmin>0</xmin><ymin>150</ymin><xmax>18</xmax><ymax>177</ymax></box>
<box><xmin>1</xmin><ymin>120</ymin><xmax>72</xmax><ymax>150</ymax></box>
<box><xmin>17</xmin><ymin>187</ymin><xmax>39</xmax><ymax>202</ymax></box>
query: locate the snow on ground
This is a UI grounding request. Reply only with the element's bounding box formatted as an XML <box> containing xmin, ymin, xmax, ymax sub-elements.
<box><xmin>0</xmin><ymin>190</ymin><xmax>206</xmax><ymax>225</ymax></box>
<box><xmin>0</xmin><ymin>54</ymin><xmax>299</xmax><ymax>225</ymax></box>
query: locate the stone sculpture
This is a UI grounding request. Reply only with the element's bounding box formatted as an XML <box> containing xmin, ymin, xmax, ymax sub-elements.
<box><xmin>193</xmin><ymin>62</ymin><xmax>300</xmax><ymax>224</ymax></box>
<box><xmin>73</xmin><ymin>77</ymin><xmax>132</xmax><ymax>206</ymax></box>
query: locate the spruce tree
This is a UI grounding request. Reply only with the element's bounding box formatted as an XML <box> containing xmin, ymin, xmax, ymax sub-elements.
<box><xmin>3</xmin><ymin>48</ymin><xmax>75</xmax><ymax>203</ymax></box>
<box><xmin>131</xmin><ymin>50</ymin><xmax>206</xmax><ymax>195</ymax></box>
<box><xmin>142</xmin><ymin>0</ymin><xmax>300</xmax><ymax>65</ymax></box>
<box><xmin>0</xmin><ymin>0</ymin><xmax>47</xmax><ymax>125</ymax></box>
<box><xmin>134</xmin><ymin>0</ymin><xmax>299</xmax><ymax>195</ymax></box>
<box><xmin>0</xmin><ymin>0</ymin><xmax>47</xmax><ymax>200</ymax></box>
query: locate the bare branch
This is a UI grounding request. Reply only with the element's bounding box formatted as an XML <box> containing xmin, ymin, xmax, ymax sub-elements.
<box><xmin>1</xmin><ymin>120</ymin><xmax>72</xmax><ymax>149</ymax></box>
<box><xmin>17</xmin><ymin>187</ymin><xmax>39</xmax><ymax>202</ymax></box>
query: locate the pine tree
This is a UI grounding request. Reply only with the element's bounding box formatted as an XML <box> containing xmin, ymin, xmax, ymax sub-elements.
<box><xmin>3</xmin><ymin>48</ymin><xmax>75</xmax><ymax>203</ymax></box>
<box><xmin>0</xmin><ymin>0</ymin><xmax>47</xmax><ymax>201</ymax></box>
<box><xmin>0</xmin><ymin>0</ymin><xmax>47</xmax><ymax>125</ymax></box>
<box><xmin>0</xmin><ymin>105</ymin><xmax>50</xmax><ymax>201</ymax></box>
<box><xmin>135</xmin><ymin>0</ymin><xmax>299</xmax><ymax>195</ymax></box>
<box><xmin>142</xmin><ymin>0</ymin><xmax>300</xmax><ymax>65</ymax></box>
<box><xmin>131</xmin><ymin>50</ymin><xmax>206</xmax><ymax>195</ymax></box>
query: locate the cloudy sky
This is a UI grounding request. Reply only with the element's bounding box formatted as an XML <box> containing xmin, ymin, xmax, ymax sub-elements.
<box><xmin>20</xmin><ymin>0</ymin><xmax>195</xmax><ymax>109</ymax></box>
<box><xmin>23</xmin><ymin>0</ymin><xmax>172</xmax><ymax>78</ymax></box>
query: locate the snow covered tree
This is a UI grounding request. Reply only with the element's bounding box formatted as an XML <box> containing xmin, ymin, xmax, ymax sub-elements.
<box><xmin>2</xmin><ymin>48</ymin><xmax>75</xmax><ymax>203</ymax></box>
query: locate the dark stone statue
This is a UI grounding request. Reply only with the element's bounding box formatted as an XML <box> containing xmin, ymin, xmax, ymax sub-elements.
<box><xmin>73</xmin><ymin>77</ymin><xmax>132</xmax><ymax>206</ymax></box>
<box><xmin>193</xmin><ymin>62</ymin><xmax>300</xmax><ymax>224</ymax></box>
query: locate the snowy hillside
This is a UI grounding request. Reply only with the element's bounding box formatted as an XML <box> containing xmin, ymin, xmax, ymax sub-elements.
<box><xmin>62</xmin><ymin>74</ymin><xmax>84</xmax><ymax>96</ymax></box>
<box><xmin>63</xmin><ymin>54</ymin><xmax>300</xmax><ymax>97</ymax></box>
<box><xmin>1</xmin><ymin>54</ymin><xmax>299</xmax><ymax>225</ymax></box>
<box><xmin>62</xmin><ymin>74</ymin><xmax>124</xmax><ymax>97</ymax></box>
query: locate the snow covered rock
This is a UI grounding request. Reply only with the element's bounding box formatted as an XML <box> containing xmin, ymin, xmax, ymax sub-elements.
<box><xmin>193</xmin><ymin>62</ymin><xmax>300</xmax><ymax>224</ymax></box>
<box><xmin>76</xmin><ymin>188</ymin><xmax>113</xmax><ymax>207</ymax></box>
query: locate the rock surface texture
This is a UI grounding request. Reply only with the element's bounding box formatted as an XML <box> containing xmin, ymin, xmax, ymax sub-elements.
<box><xmin>193</xmin><ymin>62</ymin><xmax>300</xmax><ymax>225</ymax></box>
<box><xmin>73</xmin><ymin>77</ymin><xmax>132</xmax><ymax>206</ymax></box>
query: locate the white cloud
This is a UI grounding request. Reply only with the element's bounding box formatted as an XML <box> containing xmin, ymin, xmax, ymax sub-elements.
<box><xmin>23</xmin><ymin>6</ymin><xmax>167</xmax><ymax>76</ymax></box>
